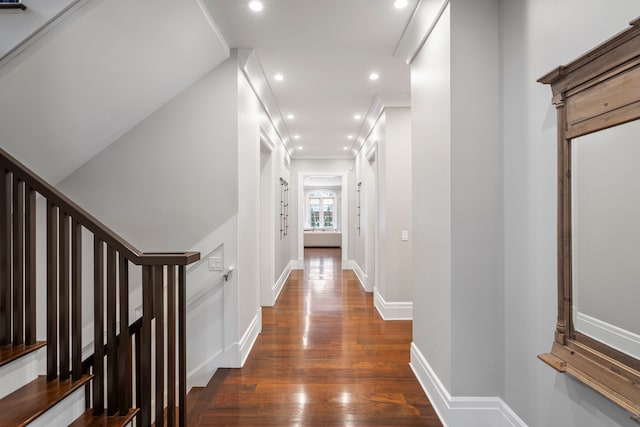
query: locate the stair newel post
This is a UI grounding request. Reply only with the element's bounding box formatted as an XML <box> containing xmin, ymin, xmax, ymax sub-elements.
<box><xmin>153</xmin><ymin>265</ymin><xmax>165</xmax><ymax>426</ymax></box>
<box><xmin>106</xmin><ymin>246</ymin><xmax>118</xmax><ymax>415</ymax></box>
<box><xmin>178</xmin><ymin>265</ymin><xmax>187</xmax><ymax>427</ymax></box>
<box><xmin>93</xmin><ymin>236</ymin><xmax>104</xmax><ymax>414</ymax></box>
<box><xmin>46</xmin><ymin>202</ymin><xmax>58</xmax><ymax>381</ymax></box>
<box><xmin>167</xmin><ymin>264</ymin><xmax>176</xmax><ymax>427</ymax></box>
<box><xmin>118</xmin><ymin>254</ymin><xmax>132</xmax><ymax>416</ymax></box>
<box><xmin>140</xmin><ymin>265</ymin><xmax>153</xmax><ymax>426</ymax></box>
<box><xmin>12</xmin><ymin>178</ymin><xmax>24</xmax><ymax>346</ymax></box>
<box><xmin>71</xmin><ymin>219</ymin><xmax>82</xmax><ymax>381</ymax></box>
<box><xmin>0</xmin><ymin>170</ymin><xmax>10</xmax><ymax>346</ymax></box>
<box><xmin>24</xmin><ymin>186</ymin><xmax>36</xmax><ymax>346</ymax></box>
<box><xmin>59</xmin><ymin>212</ymin><xmax>70</xmax><ymax>381</ymax></box>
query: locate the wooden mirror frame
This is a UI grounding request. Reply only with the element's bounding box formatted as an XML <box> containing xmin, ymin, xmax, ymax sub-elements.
<box><xmin>538</xmin><ymin>18</ymin><xmax>640</xmax><ymax>416</ymax></box>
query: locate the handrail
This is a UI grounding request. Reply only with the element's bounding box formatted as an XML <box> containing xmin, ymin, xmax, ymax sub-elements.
<box><xmin>0</xmin><ymin>147</ymin><xmax>199</xmax><ymax>266</ymax></box>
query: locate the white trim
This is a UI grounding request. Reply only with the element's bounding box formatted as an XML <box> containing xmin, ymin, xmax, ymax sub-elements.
<box><xmin>238</xmin><ymin>308</ymin><xmax>262</xmax><ymax>367</ymax></box>
<box><xmin>272</xmin><ymin>260</ymin><xmax>295</xmax><ymax>305</ymax></box>
<box><xmin>352</xmin><ymin>260</ymin><xmax>370</xmax><ymax>292</ymax></box>
<box><xmin>394</xmin><ymin>0</ymin><xmax>450</xmax><ymax>65</ymax></box>
<box><xmin>410</xmin><ymin>343</ymin><xmax>527</xmax><ymax>427</ymax></box>
<box><xmin>576</xmin><ymin>312</ymin><xmax>640</xmax><ymax>359</ymax></box>
<box><xmin>374</xmin><ymin>288</ymin><xmax>413</xmax><ymax>320</ymax></box>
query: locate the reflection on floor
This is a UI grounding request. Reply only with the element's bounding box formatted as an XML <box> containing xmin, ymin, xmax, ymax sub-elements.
<box><xmin>187</xmin><ymin>248</ymin><xmax>443</xmax><ymax>426</ymax></box>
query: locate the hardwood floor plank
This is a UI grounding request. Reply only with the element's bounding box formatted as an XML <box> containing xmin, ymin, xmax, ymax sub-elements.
<box><xmin>187</xmin><ymin>248</ymin><xmax>442</xmax><ymax>426</ymax></box>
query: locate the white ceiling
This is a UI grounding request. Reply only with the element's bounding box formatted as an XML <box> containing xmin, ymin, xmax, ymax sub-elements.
<box><xmin>203</xmin><ymin>0</ymin><xmax>415</xmax><ymax>159</ymax></box>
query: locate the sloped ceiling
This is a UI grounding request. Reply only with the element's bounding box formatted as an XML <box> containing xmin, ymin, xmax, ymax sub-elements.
<box><xmin>0</xmin><ymin>0</ymin><xmax>229</xmax><ymax>184</ymax></box>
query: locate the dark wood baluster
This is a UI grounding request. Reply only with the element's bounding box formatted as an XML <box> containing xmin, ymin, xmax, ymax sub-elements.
<box><xmin>140</xmin><ymin>265</ymin><xmax>154</xmax><ymax>426</ymax></box>
<box><xmin>118</xmin><ymin>255</ymin><xmax>131</xmax><ymax>415</ymax></box>
<box><xmin>154</xmin><ymin>265</ymin><xmax>165</xmax><ymax>426</ymax></box>
<box><xmin>71</xmin><ymin>219</ymin><xmax>82</xmax><ymax>381</ymax></box>
<box><xmin>46</xmin><ymin>202</ymin><xmax>58</xmax><ymax>380</ymax></box>
<box><xmin>0</xmin><ymin>171</ymin><xmax>10</xmax><ymax>346</ymax></box>
<box><xmin>167</xmin><ymin>265</ymin><xmax>176</xmax><ymax>427</ymax></box>
<box><xmin>12</xmin><ymin>179</ymin><xmax>24</xmax><ymax>345</ymax></box>
<box><xmin>93</xmin><ymin>237</ymin><xmax>104</xmax><ymax>415</ymax></box>
<box><xmin>24</xmin><ymin>187</ymin><xmax>36</xmax><ymax>346</ymax></box>
<box><xmin>59</xmin><ymin>212</ymin><xmax>69</xmax><ymax>380</ymax></box>
<box><xmin>134</xmin><ymin>329</ymin><xmax>141</xmax><ymax>415</ymax></box>
<box><xmin>106</xmin><ymin>247</ymin><xmax>117</xmax><ymax>415</ymax></box>
<box><xmin>178</xmin><ymin>265</ymin><xmax>186</xmax><ymax>427</ymax></box>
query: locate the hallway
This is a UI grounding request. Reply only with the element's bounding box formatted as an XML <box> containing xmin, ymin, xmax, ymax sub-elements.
<box><xmin>187</xmin><ymin>248</ymin><xmax>442</xmax><ymax>426</ymax></box>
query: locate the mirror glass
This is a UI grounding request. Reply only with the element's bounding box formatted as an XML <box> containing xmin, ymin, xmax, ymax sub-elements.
<box><xmin>572</xmin><ymin>119</ymin><xmax>640</xmax><ymax>359</ymax></box>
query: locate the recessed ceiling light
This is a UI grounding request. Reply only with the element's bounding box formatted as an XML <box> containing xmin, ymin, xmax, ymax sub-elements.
<box><xmin>294</xmin><ymin>134</ymin><xmax>301</xmax><ymax>139</ymax></box>
<box><xmin>369</xmin><ymin>72</ymin><xmax>380</xmax><ymax>81</ymax></box>
<box><xmin>347</xmin><ymin>135</ymin><xmax>354</xmax><ymax>139</ymax></box>
<box><xmin>287</xmin><ymin>114</ymin><xmax>295</xmax><ymax>119</ymax></box>
<box><xmin>274</xmin><ymin>73</ymin><xmax>284</xmax><ymax>81</ymax></box>
<box><xmin>394</xmin><ymin>0</ymin><xmax>408</xmax><ymax>9</ymax></box>
<box><xmin>249</xmin><ymin>1</ymin><xmax>264</xmax><ymax>12</ymax></box>
<box><xmin>354</xmin><ymin>114</ymin><xmax>362</xmax><ymax>120</ymax></box>
<box><xmin>297</xmin><ymin>146</ymin><xmax>303</xmax><ymax>150</ymax></box>
<box><xmin>343</xmin><ymin>146</ymin><xmax>349</xmax><ymax>150</ymax></box>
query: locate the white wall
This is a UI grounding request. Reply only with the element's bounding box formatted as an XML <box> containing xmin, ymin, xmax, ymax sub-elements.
<box><xmin>58</xmin><ymin>55</ymin><xmax>239</xmax><ymax>252</ymax></box>
<box><xmin>501</xmin><ymin>1</ymin><xmax>640</xmax><ymax>425</ymax></box>
<box><xmin>376</xmin><ymin>108</ymin><xmax>412</xmax><ymax>304</ymax></box>
<box><xmin>0</xmin><ymin>0</ymin><xmax>228</xmax><ymax>185</ymax></box>
<box><xmin>236</xmin><ymin>63</ymin><xmax>262</xmax><ymax>350</ymax></box>
<box><xmin>411</xmin><ymin>3</ymin><xmax>453</xmax><ymax>390</ymax></box>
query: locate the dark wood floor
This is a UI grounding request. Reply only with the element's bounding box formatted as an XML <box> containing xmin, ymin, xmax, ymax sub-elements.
<box><xmin>187</xmin><ymin>248</ymin><xmax>443</xmax><ymax>426</ymax></box>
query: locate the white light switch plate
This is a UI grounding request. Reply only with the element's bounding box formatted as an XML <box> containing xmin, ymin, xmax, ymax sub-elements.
<box><xmin>401</xmin><ymin>230</ymin><xmax>409</xmax><ymax>241</ymax></box>
<box><xmin>209</xmin><ymin>256</ymin><xmax>224</xmax><ymax>271</ymax></box>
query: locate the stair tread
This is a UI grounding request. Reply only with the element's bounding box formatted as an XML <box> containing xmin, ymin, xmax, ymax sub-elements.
<box><xmin>0</xmin><ymin>374</ymin><xmax>91</xmax><ymax>426</ymax></box>
<box><xmin>69</xmin><ymin>408</ymin><xmax>139</xmax><ymax>427</ymax></box>
<box><xmin>0</xmin><ymin>342</ymin><xmax>46</xmax><ymax>368</ymax></box>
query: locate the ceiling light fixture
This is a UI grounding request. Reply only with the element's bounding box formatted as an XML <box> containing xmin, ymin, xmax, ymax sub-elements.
<box><xmin>287</xmin><ymin>114</ymin><xmax>295</xmax><ymax>119</ymax></box>
<box><xmin>354</xmin><ymin>114</ymin><xmax>362</xmax><ymax>120</ymax></box>
<box><xmin>348</xmin><ymin>135</ymin><xmax>354</xmax><ymax>139</ymax></box>
<box><xmin>394</xmin><ymin>0</ymin><xmax>408</xmax><ymax>9</ymax></box>
<box><xmin>249</xmin><ymin>1</ymin><xmax>264</xmax><ymax>12</ymax></box>
<box><xmin>343</xmin><ymin>146</ymin><xmax>349</xmax><ymax>150</ymax></box>
<box><xmin>274</xmin><ymin>73</ymin><xmax>284</xmax><ymax>81</ymax></box>
<box><xmin>369</xmin><ymin>72</ymin><xmax>380</xmax><ymax>81</ymax></box>
<box><xmin>294</xmin><ymin>134</ymin><xmax>301</xmax><ymax>139</ymax></box>
<box><xmin>297</xmin><ymin>146</ymin><xmax>303</xmax><ymax>150</ymax></box>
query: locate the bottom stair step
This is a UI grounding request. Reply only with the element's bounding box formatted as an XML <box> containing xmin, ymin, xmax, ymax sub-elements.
<box><xmin>0</xmin><ymin>374</ymin><xmax>91</xmax><ymax>426</ymax></box>
<box><xmin>69</xmin><ymin>408</ymin><xmax>139</xmax><ymax>427</ymax></box>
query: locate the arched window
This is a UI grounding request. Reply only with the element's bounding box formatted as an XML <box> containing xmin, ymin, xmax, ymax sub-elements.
<box><xmin>306</xmin><ymin>190</ymin><xmax>336</xmax><ymax>229</ymax></box>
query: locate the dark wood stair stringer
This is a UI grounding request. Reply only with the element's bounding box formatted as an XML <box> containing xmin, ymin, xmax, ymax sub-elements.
<box><xmin>0</xmin><ymin>375</ymin><xmax>91</xmax><ymax>426</ymax></box>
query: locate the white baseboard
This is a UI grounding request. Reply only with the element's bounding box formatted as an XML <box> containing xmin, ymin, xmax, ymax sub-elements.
<box><xmin>295</xmin><ymin>258</ymin><xmax>304</xmax><ymax>269</ymax></box>
<box><xmin>410</xmin><ymin>343</ymin><xmax>527</xmax><ymax>427</ymax></box>
<box><xmin>352</xmin><ymin>261</ymin><xmax>370</xmax><ymax>292</ymax></box>
<box><xmin>576</xmin><ymin>312</ymin><xmax>640</xmax><ymax>359</ymax></box>
<box><xmin>342</xmin><ymin>257</ymin><xmax>351</xmax><ymax>270</ymax></box>
<box><xmin>273</xmin><ymin>260</ymin><xmax>294</xmax><ymax>305</ymax></box>
<box><xmin>238</xmin><ymin>308</ymin><xmax>262</xmax><ymax>366</ymax></box>
<box><xmin>374</xmin><ymin>288</ymin><xmax>412</xmax><ymax>320</ymax></box>
<box><xmin>187</xmin><ymin>309</ymin><xmax>262</xmax><ymax>390</ymax></box>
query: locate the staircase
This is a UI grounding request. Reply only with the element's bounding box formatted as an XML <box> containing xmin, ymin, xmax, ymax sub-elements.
<box><xmin>0</xmin><ymin>148</ymin><xmax>200</xmax><ymax>426</ymax></box>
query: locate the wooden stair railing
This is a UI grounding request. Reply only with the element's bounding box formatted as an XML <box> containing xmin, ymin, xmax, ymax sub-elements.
<box><xmin>0</xmin><ymin>147</ymin><xmax>199</xmax><ymax>426</ymax></box>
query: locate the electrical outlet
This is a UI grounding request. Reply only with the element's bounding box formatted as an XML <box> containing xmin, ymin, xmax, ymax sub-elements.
<box><xmin>209</xmin><ymin>256</ymin><xmax>224</xmax><ymax>271</ymax></box>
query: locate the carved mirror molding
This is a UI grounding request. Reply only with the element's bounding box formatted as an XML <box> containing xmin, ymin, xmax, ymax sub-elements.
<box><xmin>538</xmin><ymin>18</ymin><xmax>640</xmax><ymax>416</ymax></box>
